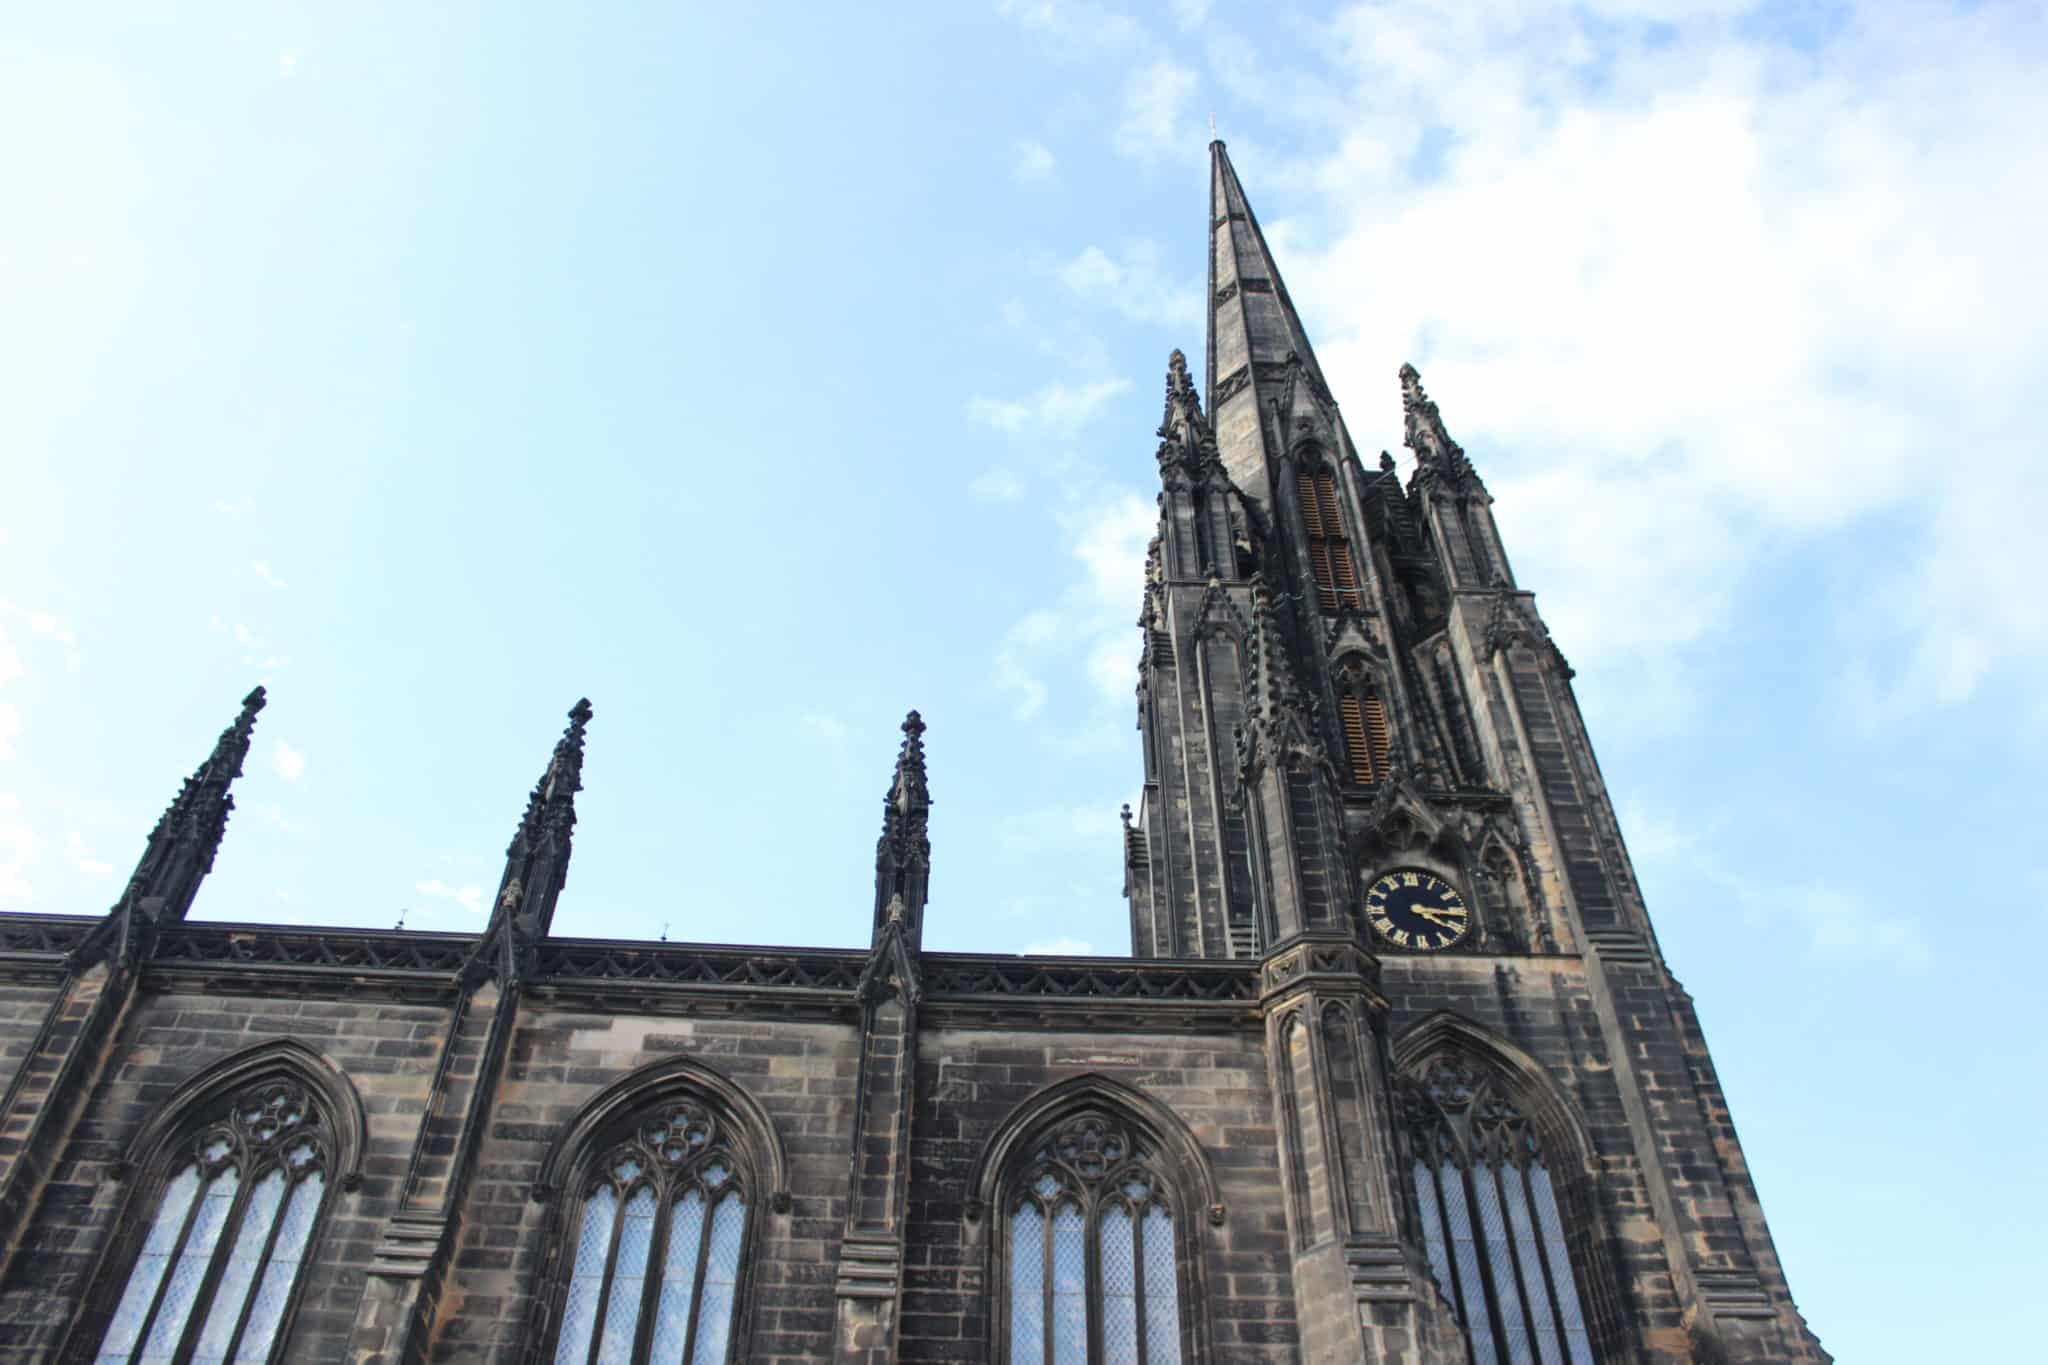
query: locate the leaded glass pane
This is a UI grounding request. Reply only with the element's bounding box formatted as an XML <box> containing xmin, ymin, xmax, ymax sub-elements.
<box><xmin>688</xmin><ymin>1194</ymin><xmax>745</xmax><ymax>1364</ymax></box>
<box><xmin>1473</xmin><ymin>1164</ymin><xmax>1533</xmax><ymax>1364</ymax></box>
<box><xmin>650</xmin><ymin>1191</ymin><xmax>706</xmax><ymax>1362</ymax></box>
<box><xmin>1441</xmin><ymin>1169</ymin><xmax>1499</xmax><ymax>1365</ymax></box>
<box><xmin>140</xmin><ymin>1167</ymin><xmax>239</xmax><ymax>1363</ymax></box>
<box><xmin>1501</xmin><ymin>1165</ymin><xmax>1565</xmax><ymax>1365</ymax></box>
<box><xmin>1412</xmin><ymin>1158</ymin><xmax>1456</xmax><ymax>1312</ymax></box>
<box><xmin>234</xmin><ymin>1173</ymin><xmax>323</xmax><ymax>1363</ymax></box>
<box><xmin>1530</xmin><ymin>1166</ymin><xmax>1595</xmax><ymax>1365</ymax></box>
<box><xmin>554</xmin><ymin>1187</ymin><xmax>618</xmax><ymax>1365</ymax></box>
<box><xmin>192</xmin><ymin>1169</ymin><xmax>286</xmax><ymax>1364</ymax></box>
<box><xmin>1009</xmin><ymin>1202</ymin><xmax>1045</xmax><ymax>1364</ymax></box>
<box><xmin>596</xmin><ymin>1187</ymin><xmax>658</xmax><ymax>1364</ymax></box>
<box><xmin>1140</xmin><ymin>1206</ymin><xmax>1181</xmax><ymax>1365</ymax></box>
<box><xmin>1099</xmin><ymin>1206</ymin><xmax>1138</xmax><ymax>1364</ymax></box>
<box><xmin>99</xmin><ymin>1164</ymin><xmax>202</xmax><ymax>1360</ymax></box>
<box><xmin>1049</xmin><ymin>1203</ymin><xmax>1087</xmax><ymax>1364</ymax></box>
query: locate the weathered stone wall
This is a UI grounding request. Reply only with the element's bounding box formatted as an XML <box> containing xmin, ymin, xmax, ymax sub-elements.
<box><xmin>898</xmin><ymin>1020</ymin><xmax>1297</xmax><ymax>1363</ymax></box>
<box><xmin>435</xmin><ymin>1007</ymin><xmax>862</xmax><ymax>1363</ymax></box>
<box><xmin>0</xmin><ymin>977</ymin><xmax>61</xmax><ymax>1103</ymax></box>
<box><xmin>0</xmin><ymin>980</ymin><xmax>451</xmax><ymax>1362</ymax></box>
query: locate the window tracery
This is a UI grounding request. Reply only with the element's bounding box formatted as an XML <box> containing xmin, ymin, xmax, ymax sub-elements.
<box><xmin>94</xmin><ymin>1077</ymin><xmax>332</xmax><ymax>1364</ymax></box>
<box><xmin>1005</xmin><ymin>1111</ymin><xmax>1184</xmax><ymax>1365</ymax></box>
<box><xmin>549</xmin><ymin>1100</ymin><xmax>751</xmax><ymax>1365</ymax></box>
<box><xmin>1399</xmin><ymin>1054</ymin><xmax>1594</xmax><ymax>1365</ymax></box>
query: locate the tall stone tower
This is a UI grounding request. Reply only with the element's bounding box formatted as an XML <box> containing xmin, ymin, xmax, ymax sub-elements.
<box><xmin>1122</xmin><ymin>141</ymin><xmax>1827</xmax><ymax>1361</ymax></box>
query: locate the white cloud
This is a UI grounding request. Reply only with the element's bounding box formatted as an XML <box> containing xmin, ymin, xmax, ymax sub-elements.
<box><xmin>1013</xmin><ymin>139</ymin><xmax>1057</xmax><ymax>183</ymax></box>
<box><xmin>999</xmin><ymin>803</ymin><xmax>1121</xmax><ymax>855</ymax></box>
<box><xmin>415</xmin><ymin>878</ymin><xmax>484</xmax><ymax>915</ymax></box>
<box><xmin>62</xmin><ymin>831</ymin><xmax>113</xmax><ymax>881</ymax></box>
<box><xmin>1056</xmin><ymin>242</ymin><xmax>1200</xmax><ymax>327</ymax></box>
<box><xmin>1023</xmin><ymin>935</ymin><xmax>1098</xmax><ymax>956</ymax></box>
<box><xmin>995</xmin><ymin>0</ymin><xmax>1144</xmax><ymax>59</ymax></box>
<box><xmin>968</xmin><ymin>376</ymin><xmax>1132</xmax><ymax>437</ymax></box>
<box><xmin>989</xmin><ymin>489</ymin><xmax>1156</xmax><ymax>724</ymax></box>
<box><xmin>251</xmin><ymin>560</ymin><xmax>287</xmax><ymax>590</ymax></box>
<box><xmin>272</xmin><ymin>739</ymin><xmax>305</xmax><ymax>782</ymax></box>
<box><xmin>211</xmin><ymin>496</ymin><xmax>257</xmax><ymax>517</ymax></box>
<box><xmin>798</xmin><ymin>712</ymin><xmax>849</xmax><ymax>745</ymax></box>
<box><xmin>251</xmin><ymin>802</ymin><xmax>303</xmax><ymax>834</ymax></box>
<box><xmin>0</xmin><ymin>628</ymin><xmax>22</xmax><ymax>687</ymax></box>
<box><xmin>1245</xmin><ymin>0</ymin><xmax>2048</xmax><ymax>723</ymax></box>
<box><xmin>970</xmin><ymin>468</ymin><xmax>1027</xmax><ymax>501</ymax></box>
<box><xmin>278</xmin><ymin>51</ymin><xmax>299</xmax><ymax>79</ymax></box>
<box><xmin>0</xmin><ymin>701</ymin><xmax>19</xmax><ymax>761</ymax></box>
<box><xmin>0</xmin><ymin>794</ymin><xmax>37</xmax><ymax>903</ymax></box>
<box><xmin>1780</xmin><ymin>883</ymin><xmax>1928</xmax><ymax>970</ymax></box>
<box><xmin>1114</xmin><ymin>58</ymin><xmax>1198</xmax><ymax>164</ymax></box>
<box><xmin>0</xmin><ymin>600</ymin><xmax>78</xmax><ymax>648</ymax></box>
<box><xmin>1169</xmin><ymin>0</ymin><xmax>1209</xmax><ymax>27</ymax></box>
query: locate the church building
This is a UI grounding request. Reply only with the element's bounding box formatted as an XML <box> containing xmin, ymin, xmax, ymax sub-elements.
<box><xmin>0</xmin><ymin>144</ymin><xmax>1826</xmax><ymax>1362</ymax></box>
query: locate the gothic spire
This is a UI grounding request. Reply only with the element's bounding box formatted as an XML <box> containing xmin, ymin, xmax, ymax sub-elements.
<box><xmin>1207</xmin><ymin>141</ymin><xmax>1329</xmax><ymax>410</ymax></box>
<box><xmin>873</xmin><ymin>710</ymin><xmax>931</xmax><ymax>952</ymax></box>
<box><xmin>1401</xmin><ymin>363</ymin><xmax>1478</xmax><ymax>487</ymax></box>
<box><xmin>481</xmin><ymin>699</ymin><xmax>591</xmax><ymax>969</ymax></box>
<box><xmin>122</xmin><ymin>685</ymin><xmax>267</xmax><ymax>924</ymax></box>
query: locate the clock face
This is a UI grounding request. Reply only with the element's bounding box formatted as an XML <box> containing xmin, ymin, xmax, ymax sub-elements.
<box><xmin>1366</xmin><ymin>870</ymin><xmax>1471</xmax><ymax>951</ymax></box>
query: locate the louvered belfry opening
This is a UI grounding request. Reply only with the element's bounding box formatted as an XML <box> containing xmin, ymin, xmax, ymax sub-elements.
<box><xmin>1338</xmin><ymin>690</ymin><xmax>1393</xmax><ymax>787</ymax></box>
<box><xmin>1297</xmin><ymin>467</ymin><xmax>1365</xmax><ymax>612</ymax></box>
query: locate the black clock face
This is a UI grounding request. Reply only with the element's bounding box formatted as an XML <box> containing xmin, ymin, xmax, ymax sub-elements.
<box><xmin>1366</xmin><ymin>870</ymin><xmax>1470</xmax><ymax>951</ymax></box>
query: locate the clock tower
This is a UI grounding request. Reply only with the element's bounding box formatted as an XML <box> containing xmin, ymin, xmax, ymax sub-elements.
<box><xmin>1122</xmin><ymin>140</ymin><xmax>1827</xmax><ymax>1362</ymax></box>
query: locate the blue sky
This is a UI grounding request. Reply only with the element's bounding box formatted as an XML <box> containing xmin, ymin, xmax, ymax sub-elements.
<box><xmin>2</xmin><ymin>2</ymin><xmax>2043</xmax><ymax>1357</ymax></box>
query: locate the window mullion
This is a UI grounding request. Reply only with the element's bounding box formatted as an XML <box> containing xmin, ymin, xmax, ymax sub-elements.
<box><xmin>680</xmin><ymin>1184</ymin><xmax>717</xmax><ymax>1365</ymax></box>
<box><xmin>1462</xmin><ymin>1163</ymin><xmax>1515</xmax><ymax>1360</ymax></box>
<box><xmin>1522</xmin><ymin>1159</ymin><xmax>1576</xmax><ymax>1359</ymax></box>
<box><xmin>585</xmin><ymin>1184</ymin><xmax>631</xmax><ymax>1365</ymax></box>
<box><xmin>1040</xmin><ymin>1199</ymin><xmax>1055</xmax><ymax>1365</ymax></box>
<box><xmin>1488</xmin><ymin>1156</ymin><xmax>1547</xmax><ymax>1362</ymax></box>
<box><xmin>1129</xmin><ymin>1204</ymin><xmax>1147</xmax><ymax>1365</ymax></box>
<box><xmin>171</xmin><ymin>1162</ymin><xmax>256</xmax><ymax>1365</ymax></box>
<box><xmin>1428</xmin><ymin>1156</ymin><xmax>1473</xmax><ymax>1330</ymax></box>
<box><xmin>630</xmin><ymin>1192</ymin><xmax>671</xmax><ymax>1365</ymax></box>
<box><xmin>217</xmin><ymin>1162</ymin><xmax>299</xmax><ymax>1364</ymax></box>
<box><xmin>1084</xmin><ymin>1201</ymin><xmax>1101</xmax><ymax>1365</ymax></box>
<box><xmin>127</xmin><ymin>1169</ymin><xmax>208</xmax><ymax>1363</ymax></box>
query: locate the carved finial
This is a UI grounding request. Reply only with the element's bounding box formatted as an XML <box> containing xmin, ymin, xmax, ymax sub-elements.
<box><xmin>1120</xmin><ymin>803</ymin><xmax>1133</xmax><ymax>829</ymax></box>
<box><xmin>1400</xmin><ymin>363</ymin><xmax>1474</xmax><ymax>483</ymax></box>
<box><xmin>1380</xmin><ymin>450</ymin><xmax>1396</xmax><ymax>474</ymax></box>
<box><xmin>891</xmin><ymin>710</ymin><xmax>929</xmax><ymax>815</ymax></box>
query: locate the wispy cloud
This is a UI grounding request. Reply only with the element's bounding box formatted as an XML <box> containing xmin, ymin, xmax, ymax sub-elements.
<box><xmin>0</xmin><ymin>795</ymin><xmax>37</xmax><ymax>904</ymax></box>
<box><xmin>1023</xmin><ymin>935</ymin><xmax>1098</xmax><ymax>956</ymax></box>
<box><xmin>251</xmin><ymin>560</ymin><xmax>287</xmax><ymax>590</ymax></box>
<box><xmin>967</xmin><ymin>377</ymin><xmax>1132</xmax><ymax>437</ymax></box>
<box><xmin>1056</xmin><ymin>242</ymin><xmax>1200</xmax><ymax>327</ymax></box>
<box><xmin>799</xmin><ymin>712</ymin><xmax>850</xmax><ymax>745</ymax></box>
<box><xmin>1013</xmin><ymin>139</ymin><xmax>1057</xmax><ymax>184</ymax></box>
<box><xmin>62</xmin><ymin>831</ymin><xmax>113</xmax><ymax>881</ymax></box>
<box><xmin>212</xmin><ymin>496</ymin><xmax>257</xmax><ymax>517</ymax></box>
<box><xmin>970</xmin><ymin>468</ymin><xmax>1027</xmax><ymax>502</ymax></box>
<box><xmin>1114</xmin><ymin>58</ymin><xmax>1198</xmax><ymax>164</ymax></box>
<box><xmin>995</xmin><ymin>0</ymin><xmax>1144</xmax><ymax>59</ymax></box>
<box><xmin>415</xmin><ymin>878</ymin><xmax>484</xmax><ymax>915</ymax></box>
<box><xmin>272</xmin><ymin>739</ymin><xmax>305</xmax><ymax>782</ymax></box>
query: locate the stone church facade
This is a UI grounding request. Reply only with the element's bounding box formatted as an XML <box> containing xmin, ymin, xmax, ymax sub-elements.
<box><xmin>0</xmin><ymin>145</ymin><xmax>1824</xmax><ymax>1363</ymax></box>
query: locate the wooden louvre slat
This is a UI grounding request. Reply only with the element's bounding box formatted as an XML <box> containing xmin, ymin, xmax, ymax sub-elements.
<box><xmin>1297</xmin><ymin>470</ymin><xmax>1325</xmax><ymax>536</ymax></box>
<box><xmin>1339</xmin><ymin>694</ymin><xmax>1375</xmax><ymax>785</ymax></box>
<box><xmin>1364</xmin><ymin>693</ymin><xmax>1393</xmax><ymax>775</ymax></box>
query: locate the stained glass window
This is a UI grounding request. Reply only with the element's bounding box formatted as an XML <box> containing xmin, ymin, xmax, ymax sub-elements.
<box><xmin>95</xmin><ymin>1079</ymin><xmax>333</xmax><ymax>1364</ymax></box>
<box><xmin>1400</xmin><ymin>1055</ymin><xmax>1598</xmax><ymax>1365</ymax></box>
<box><xmin>550</xmin><ymin>1101</ymin><xmax>751</xmax><ymax>1365</ymax></box>
<box><xmin>1004</xmin><ymin>1111</ymin><xmax>1185</xmax><ymax>1364</ymax></box>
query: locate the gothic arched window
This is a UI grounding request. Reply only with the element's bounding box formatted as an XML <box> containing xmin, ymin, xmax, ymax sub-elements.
<box><xmin>1400</xmin><ymin>1054</ymin><xmax>1595</xmax><ymax>1365</ymax></box>
<box><xmin>93</xmin><ymin>1075</ymin><xmax>334</xmax><ymax>1364</ymax></box>
<box><xmin>1004</xmin><ymin>1110</ymin><xmax>1185</xmax><ymax>1364</ymax></box>
<box><xmin>547</xmin><ymin>1099</ymin><xmax>752</xmax><ymax>1365</ymax></box>
<box><xmin>1297</xmin><ymin>466</ymin><xmax>1364</xmax><ymax>612</ymax></box>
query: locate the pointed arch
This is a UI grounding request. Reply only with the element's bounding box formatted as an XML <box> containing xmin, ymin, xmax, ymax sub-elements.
<box><xmin>1392</xmin><ymin>1013</ymin><xmax>1632</xmax><ymax>1364</ymax></box>
<box><xmin>64</xmin><ymin>1038</ymin><xmax>363</xmax><ymax>1365</ymax></box>
<box><xmin>526</xmin><ymin>1056</ymin><xmax>786</xmax><ymax>1365</ymax></box>
<box><xmin>976</xmin><ymin>1074</ymin><xmax>1218</xmax><ymax>1364</ymax></box>
<box><xmin>116</xmin><ymin>1037</ymin><xmax>367</xmax><ymax>1192</ymax></box>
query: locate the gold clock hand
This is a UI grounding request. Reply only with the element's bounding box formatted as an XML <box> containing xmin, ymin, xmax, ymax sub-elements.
<box><xmin>1412</xmin><ymin>907</ymin><xmax>1467</xmax><ymax>928</ymax></box>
